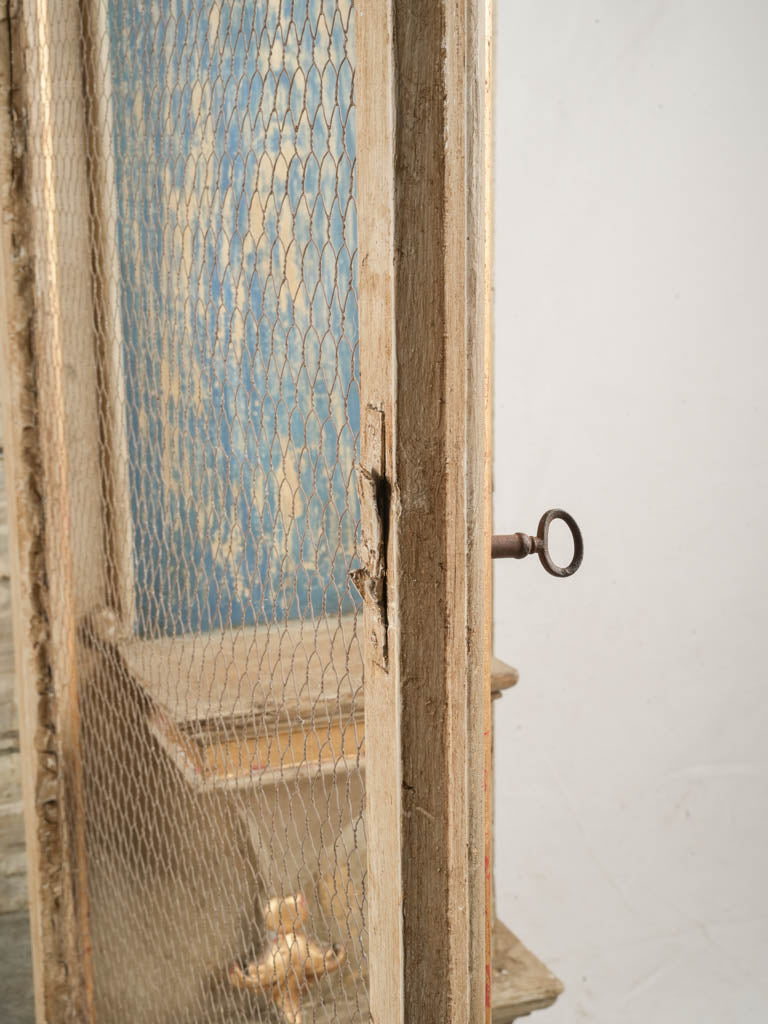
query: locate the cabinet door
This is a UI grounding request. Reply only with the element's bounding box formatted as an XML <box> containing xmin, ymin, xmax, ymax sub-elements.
<box><xmin>0</xmin><ymin>2</ymin><xmax>492</xmax><ymax>1022</ymax></box>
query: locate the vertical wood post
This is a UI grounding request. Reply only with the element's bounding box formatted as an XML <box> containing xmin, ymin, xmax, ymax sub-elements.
<box><xmin>0</xmin><ymin>8</ymin><xmax>57</xmax><ymax>1020</ymax></box>
<box><xmin>357</xmin><ymin>1</ymin><xmax>403</xmax><ymax>1018</ymax></box>
<box><xmin>357</xmin><ymin>1</ymin><xmax>493</xmax><ymax>1019</ymax></box>
<box><xmin>79</xmin><ymin>0</ymin><xmax>136</xmax><ymax>630</ymax></box>
<box><xmin>1</xmin><ymin>1</ymin><xmax>103</xmax><ymax>1018</ymax></box>
<box><xmin>468</xmin><ymin>3</ymin><xmax>495</xmax><ymax>1019</ymax></box>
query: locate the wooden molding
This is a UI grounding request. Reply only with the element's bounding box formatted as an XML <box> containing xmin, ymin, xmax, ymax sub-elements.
<box><xmin>1</xmin><ymin>1</ymin><xmax>103</xmax><ymax>1017</ymax></box>
<box><xmin>91</xmin><ymin>614</ymin><xmax>516</xmax><ymax>795</ymax></box>
<box><xmin>0</xmin><ymin>3</ymin><xmax>92</xmax><ymax>1018</ymax></box>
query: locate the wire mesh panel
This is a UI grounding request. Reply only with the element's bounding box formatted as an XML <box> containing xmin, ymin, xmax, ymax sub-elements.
<box><xmin>109</xmin><ymin>0</ymin><xmax>360</xmax><ymax>636</ymax></box>
<box><xmin>21</xmin><ymin>1</ymin><xmax>367</xmax><ymax>1020</ymax></box>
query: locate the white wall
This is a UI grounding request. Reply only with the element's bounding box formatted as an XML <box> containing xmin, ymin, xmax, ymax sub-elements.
<box><xmin>493</xmin><ymin>3</ymin><xmax>768</xmax><ymax>1022</ymax></box>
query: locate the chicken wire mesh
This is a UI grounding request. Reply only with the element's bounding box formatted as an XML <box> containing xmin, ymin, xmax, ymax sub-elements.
<box><xmin>22</xmin><ymin>1</ymin><xmax>368</xmax><ymax>1020</ymax></box>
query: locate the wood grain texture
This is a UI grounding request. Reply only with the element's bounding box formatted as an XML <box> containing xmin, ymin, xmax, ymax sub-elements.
<box><xmin>0</xmin><ymin>4</ymin><xmax>77</xmax><ymax>1018</ymax></box>
<box><xmin>0</xmin><ymin>407</ymin><xmax>28</xmax><ymax>916</ymax></box>
<box><xmin>79</xmin><ymin>0</ymin><xmax>136</xmax><ymax>629</ymax></box>
<box><xmin>492</xmin><ymin>920</ymin><xmax>564</xmax><ymax>1022</ymax></box>
<box><xmin>357</xmin><ymin>1</ymin><xmax>491</xmax><ymax>1019</ymax></box>
<box><xmin>356</xmin><ymin>0</ymin><xmax>403</xmax><ymax>1019</ymax></box>
<box><xmin>468</xmin><ymin>2</ymin><xmax>495</xmax><ymax>1018</ymax></box>
<box><xmin>395</xmin><ymin>1</ymin><xmax>490</xmax><ymax>1019</ymax></box>
<box><xmin>491</xmin><ymin>657</ymin><xmax>519</xmax><ymax>697</ymax></box>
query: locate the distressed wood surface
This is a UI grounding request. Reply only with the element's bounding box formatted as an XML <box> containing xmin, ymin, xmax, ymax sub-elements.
<box><xmin>395</xmin><ymin>2</ymin><xmax>490</xmax><ymax>1020</ymax></box>
<box><xmin>6</xmin><ymin>3</ymin><xmax>499</xmax><ymax>1021</ymax></box>
<box><xmin>0</xmin><ymin>414</ymin><xmax>28</xmax><ymax>916</ymax></box>
<box><xmin>6</xmin><ymin>4</ymin><xmax>364</xmax><ymax>1012</ymax></box>
<box><xmin>110</xmin><ymin>614</ymin><xmax>515</xmax><ymax>793</ymax></box>
<box><xmin>117</xmin><ymin>613</ymin><xmax>362</xmax><ymax>726</ymax></box>
<box><xmin>1</xmin><ymin>4</ymin><xmax>72</xmax><ymax>1018</ymax></box>
<box><xmin>9</xmin><ymin>1</ymin><xmax>108</xmax><ymax>1017</ymax></box>
<box><xmin>79</xmin><ymin>0</ymin><xmax>136</xmax><ymax>629</ymax></box>
<box><xmin>118</xmin><ymin>615</ymin><xmax>516</xmax><ymax>728</ymax></box>
<box><xmin>355</xmin><ymin>0</ymin><xmax>403</xmax><ymax>1017</ymax></box>
<box><xmin>492</xmin><ymin>920</ymin><xmax>564</xmax><ymax>1022</ymax></box>
<box><xmin>491</xmin><ymin>657</ymin><xmax>519</xmax><ymax>697</ymax></box>
<box><xmin>357</xmin><ymin>1</ymin><xmax>492</xmax><ymax>1020</ymax></box>
<box><xmin>469</xmin><ymin>3</ymin><xmax>496</xmax><ymax>1016</ymax></box>
<box><xmin>105</xmin><ymin>0</ymin><xmax>361</xmax><ymax>637</ymax></box>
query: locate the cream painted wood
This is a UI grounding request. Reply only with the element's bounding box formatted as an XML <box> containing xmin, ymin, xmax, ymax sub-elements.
<box><xmin>101</xmin><ymin>615</ymin><xmax>517</xmax><ymax>792</ymax></box>
<box><xmin>357</xmin><ymin>1</ymin><xmax>493</xmax><ymax>1019</ymax></box>
<box><xmin>1</xmin><ymin>3</ymin><xmax>89</xmax><ymax>1017</ymax></box>
<box><xmin>15</xmin><ymin>2</ymin><xmax>103</xmax><ymax>1015</ymax></box>
<box><xmin>79</xmin><ymin>0</ymin><xmax>135</xmax><ymax>630</ymax></box>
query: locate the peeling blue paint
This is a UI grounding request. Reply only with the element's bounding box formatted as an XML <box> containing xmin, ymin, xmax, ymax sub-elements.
<box><xmin>108</xmin><ymin>0</ymin><xmax>360</xmax><ymax>636</ymax></box>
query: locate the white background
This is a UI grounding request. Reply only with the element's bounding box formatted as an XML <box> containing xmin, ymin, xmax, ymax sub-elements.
<box><xmin>492</xmin><ymin>3</ymin><xmax>768</xmax><ymax>1022</ymax></box>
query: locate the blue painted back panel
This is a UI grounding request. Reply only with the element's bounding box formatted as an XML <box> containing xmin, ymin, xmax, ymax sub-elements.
<box><xmin>108</xmin><ymin>0</ymin><xmax>359</xmax><ymax>636</ymax></box>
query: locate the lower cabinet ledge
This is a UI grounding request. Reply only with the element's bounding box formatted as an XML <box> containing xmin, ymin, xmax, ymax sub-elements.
<box><xmin>492</xmin><ymin>918</ymin><xmax>564</xmax><ymax>1021</ymax></box>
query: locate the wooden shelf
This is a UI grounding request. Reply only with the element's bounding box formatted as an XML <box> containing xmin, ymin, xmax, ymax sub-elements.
<box><xmin>117</xmin><ymin>614</ymin><xmax>363</xmax><ymax>729</ymax></box>
<box><xmin>116</xmin><ymin>614</ymin><xmax>364</xmax><ymax>790</ymax></box>
<box><xmin>492</xmin><ymin>655</ymin><xmax>519</xmax><ymax>698</ymax></box>
<box><xmin>106</xmin><ymin>613</ymin><xmax>519</xmax><ymax>791</ymax></box>
<box><xmin>493</xmin><ymin>919</ymin><xmax>564</xmax><ymax>1021</ymax></box>
<box><xmin>94</xmin><ymin>613</ymin><xmax>561</xmax><ymax>1019</ymax></box>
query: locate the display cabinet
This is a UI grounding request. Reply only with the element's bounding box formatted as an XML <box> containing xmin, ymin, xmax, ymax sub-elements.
<box><xmin>0</xmin><ymin>2</ymin><xmax>565</xmax><ymax>1021</ymax></box>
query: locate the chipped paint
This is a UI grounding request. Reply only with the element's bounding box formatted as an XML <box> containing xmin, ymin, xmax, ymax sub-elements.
<box><xmin>108</xmin><ymin>0</ymin><xmax>360</xmax><ymax>635</ymax></box>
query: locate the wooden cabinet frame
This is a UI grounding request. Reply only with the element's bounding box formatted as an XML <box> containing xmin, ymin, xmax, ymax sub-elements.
<box><xmin>1</xmin><ymin>1</ymin><xmax>496</xmax><ymax>1021</ymax></box>
<box><xmin>356</xmin><ymin>2</ymin><xmax>494</xmax><ymax>1021</ymax></box>
<box><xmin>1</xmin><ymin>4</ymin><xmax>97</xmax><ymax>1019</ymax></box>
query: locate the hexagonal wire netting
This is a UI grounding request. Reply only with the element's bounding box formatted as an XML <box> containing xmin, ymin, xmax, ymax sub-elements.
<box><xmin>25</xmin><ymin>1</ymin><xmax>367</xmax><ymax>1020</ymax></box>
